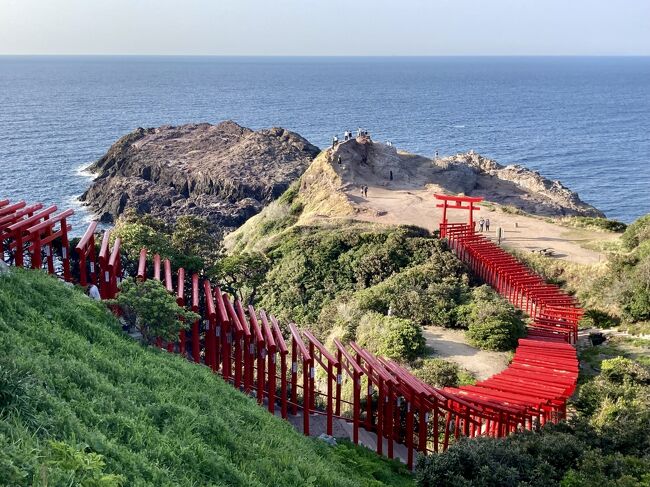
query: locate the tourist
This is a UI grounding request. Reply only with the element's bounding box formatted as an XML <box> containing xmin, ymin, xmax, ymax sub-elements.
<box><xmin>332</xmin><ymin>135</ymin><xmax>338</xmax><ymax>148</ymax></box>
<box><xmin>435</xmin><ymin>150</ymin><xmax>439</xmax><ymax>159</ymax></box>
<box><xmin>87</xmin><ymin>283</ymin><xmax>101</xmax><ymax>301</ymax></box>
<box><xmin>364</xmin><ymin>186</ymin><xmax>368</xmax><ymax>197</ymax></box>
<box><xmin>357</xmin><ymin>127</ymin><xmax>362</xmax><ymax>137</ymax></box>
<box><xmin>389</xmin><ymin>170</ymin><xmax>393</xmax><ymax>181</ymax></box>
<box><xmin>485</xmin><ymin>218</ymin><xmax>490</xmax><ymax>231</ymax></box>
<box><xmin>479</xmin><ymin>218</ymin><xmax>485</xmax><ymax>232</ymax></box>
<box><xmin>337</xmin><ymin>155</ymin><xmax>342</xmax><ymax>165</ymax></box>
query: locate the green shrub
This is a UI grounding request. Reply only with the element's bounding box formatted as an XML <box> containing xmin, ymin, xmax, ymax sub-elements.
<box><xmin>579</xmin><ymin>308</ymin><xmax>620</xmax><ymax>329</ymax></box>
<box><xmin>259</xmin><ymin>225</ymin><xmax>443</xmax><ymax>324</ymax></box>
<box><xmin>564</xmin><ymin>216</ymin><xmax>627</xmax><ymax>233</ymax></box>
<box><xmin>356</xmin><ymin>312</ymin><xmax>425</xmax><ymax>361</ymax></box>
<box><xmin>111</xmin><ymin>278</ymin><xmax>198</xmax><ymax>344</ymax></box>
<box><xmin>412</xmin><ymin>359</ymin><xmax>465</xmax><ymax>388</ymax></box>
<box><xmin>621</xmin><ymin>214</ymin><xmax>650</xmax><ymax>250</ymax></box>
<box><xmin>355</xmin><ymin>260</ymin><xmax>470</xmax><ymax>328</ymax></box>
<box><xmin>455</xmin><ymin>286</ymin><xmax>526</xmax><ymax>351</ymax></box>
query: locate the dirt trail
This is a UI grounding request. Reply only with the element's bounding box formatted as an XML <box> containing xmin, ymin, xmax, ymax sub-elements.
<box><xmin>423</xmin><ymin>326</ymin><xmax>510</xmax><ymax>380</ymax></box>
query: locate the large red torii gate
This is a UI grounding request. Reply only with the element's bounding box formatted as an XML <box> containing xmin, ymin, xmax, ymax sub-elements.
<box><xmin>434</xmin><ymin>193</ymin><xmax>483</xmax><ymax>238</ymax></box>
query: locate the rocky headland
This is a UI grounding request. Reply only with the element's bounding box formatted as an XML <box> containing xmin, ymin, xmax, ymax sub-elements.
<box><xmin>80</xmin><ymin>121</ymin><xmax>320</xmax><ymax>232</ymax></box>
<box><xmin>299</xmin><ymin>138</ymin><xmax>603</xmax><ymax>219</ymax></box>
<box><xmin>83</xmin><ymin>125</ymin><xmax>604</xmax><ymax>240</ymax></box>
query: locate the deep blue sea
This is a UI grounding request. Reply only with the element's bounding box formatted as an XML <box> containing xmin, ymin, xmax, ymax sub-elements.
<box><xmin>0</xmin><ymin>56</ymin><xmax>648</xmax><ymax>232</ymax></box>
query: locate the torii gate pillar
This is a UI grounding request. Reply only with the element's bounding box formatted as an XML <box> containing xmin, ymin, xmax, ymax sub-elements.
<box><xmin>434</xmin><ymin>194</ymin><xmax>484</xmax><ymax>238</ymax></box>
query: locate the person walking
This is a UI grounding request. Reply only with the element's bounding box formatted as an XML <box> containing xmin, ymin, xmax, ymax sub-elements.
<box><xmin>485</xmin><ymin>218</ymin><xmax>490</xmax><ymax>231</ymax></box>
<box><xmin>364</xmin><ymin>186</ymin><xmax>368</xmax><ymax>197</ymax></box>
<box><xmin>479</xmin><ymin>217</ymin><xmax>485</xmax><ymax>232</ymax></box>
<box><xmin>337</xmin><ymin>155</ymin><xmax>342</xmax><ymax>165</ymax></box>
<box><xmin>389</xmin><ymin>170</ymin><xmax>393</xmax><ymax>181</ymax></box>
<box><xmin>332</xmin><ymin>135</ymin><xmax>338</xmax><ymax>148</ymax></box>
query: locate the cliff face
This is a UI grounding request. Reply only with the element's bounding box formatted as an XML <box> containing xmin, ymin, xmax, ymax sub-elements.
<box><xmin>81</xmin><ymin>121</ymin><xmax>320</xmax><ymax>231</ymax></box>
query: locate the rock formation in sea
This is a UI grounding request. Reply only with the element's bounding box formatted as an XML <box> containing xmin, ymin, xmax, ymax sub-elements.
<box><xmin>80</xmin><ymin>121</ymin><xmax>320</xmax><ymax>232</ymax></box>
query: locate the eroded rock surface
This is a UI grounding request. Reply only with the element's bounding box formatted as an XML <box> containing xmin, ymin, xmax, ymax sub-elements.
<box><xmin>81</xmin><ymin>121</ymin><xmax>320</xmax><ymax>231</ymax></box>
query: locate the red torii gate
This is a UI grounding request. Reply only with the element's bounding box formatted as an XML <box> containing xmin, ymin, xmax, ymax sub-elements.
<box><xmin>434</xmin><ymin>194</ymin><xmax>483</xmax><ymax>238</ymax></box>
<box><xmin>76</xmin><ymin>221</ymin><xmax>98</xmax><ymax>287</ymax></box>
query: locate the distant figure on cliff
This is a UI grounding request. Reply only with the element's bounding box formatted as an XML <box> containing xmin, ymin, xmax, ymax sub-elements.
<box><xmin>87</xmin><ymin>283</ymin><xmax>101</xmax><ymax>301</ymax></box>
<box><xmin>364</xmin><ymin>186</ymin><xmax>368</xmax><ymax>197</ymax></box>
<box><xmin>485</xmin><ymin>218</ymin><xmax>490</xmax><ymax>231</ymax></box>
<box><xmin>478</xmin><ymin>218</ymin><xmax>485</xmax><ymax>232</ymax></box>
<box><xmin>332</xmin><ymin>135</ymin><xmax>338</xmax><ymax>148</ymax></box>
<box><xmin>389</xmin><ymin>170</ymin><xmax>393</xmax><ymax>180</ymax></box>
<box><xmin>337</xmin><ymin>155</ymin><xmax>342</xmax><ymax>165</ymax></box>
<box><xmin>435</xmin><ymin>150</ymin><xmax>439</xmax><ymax>159</ymax></box>
<box><xmin>357</xmin><ymin>127</ymin><xmax>362</xmax><ymax>137</ymax></box>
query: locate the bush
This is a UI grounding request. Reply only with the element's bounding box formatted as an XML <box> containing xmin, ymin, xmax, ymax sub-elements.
<box><xmin>355</xmin><ymin>259</ymin><xmax>470</xmax><ymax>328</ymax></box>
<box><xmin>413</xmin><ymin>359</ymin><xmax>463</xmax><ymax>388</ymax></box>
<box><xmin>579</xmin><ymin>309</ymin><xmax>620</xmax><ymax>329</ymax></box>
<box><xmin>356</xmin><ymin>312</ymin><xmax>425</xmax><ymax>362</ymax></box>
<box><xmin>259</xmin><ymin>226</ymin><xmax>444</xmax><ymax>324</ymax></box>
<box><xmin>112</xmin><ymin>211</ymin><xmax>220</xmax><ymax>276</ymax></box>
<box><xmin>621</xmin><ymin>214</ymin><xmax>650</xmax><ymax>250</ymax></box>
<box><xmin>111</xmin><ymin>278</ymin><xmax>198</xmax><ymax>344</ymax></box>
<box><xmin>456</xmin><ymin>286</ymin><xmax>526</xmax><ymax>351</ymax></box>
<box><xmin>564</xmin><ymin>216</ymin><xmax>627</xmax><ymax>233</ymax></box>
<box><xmin>415</xmin><ymin>428</ymin><xmax>584</xmax><ymax>487</ymax></box>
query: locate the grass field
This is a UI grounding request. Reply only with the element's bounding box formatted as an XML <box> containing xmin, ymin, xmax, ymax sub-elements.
<box><xmin>0</xmin><ymin>269</ymin><xmax>413</xmax><ymax>487</ymax></box>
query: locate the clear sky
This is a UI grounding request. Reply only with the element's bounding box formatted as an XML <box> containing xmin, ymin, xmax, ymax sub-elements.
<box><xmin>1</xmin><ymin>0</ymin><xmax>649</xmax><ymax>56</ymax></box>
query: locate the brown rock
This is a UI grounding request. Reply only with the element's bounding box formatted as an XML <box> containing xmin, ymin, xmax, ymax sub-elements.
<box><xmin>81</xmin><ymin>121</ymin><xmax>320</xmax><ymax>232</ymax></box>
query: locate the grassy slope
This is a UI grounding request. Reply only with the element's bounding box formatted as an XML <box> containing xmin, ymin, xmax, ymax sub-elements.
<box><xmin>0</xmin><ymin>269</ymin><xmax>413</xmax><ymax>487</ymax></box>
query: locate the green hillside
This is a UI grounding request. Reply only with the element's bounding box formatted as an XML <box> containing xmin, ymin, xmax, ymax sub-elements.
<box><xmin>0</xmin><ymin>269</ymin><xmax>413</xmax><ymax>487</ymax></box>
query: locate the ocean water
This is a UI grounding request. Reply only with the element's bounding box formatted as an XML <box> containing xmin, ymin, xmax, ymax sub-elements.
<box><xmin>0</xmin><ymin>56</ymin><xmax>648</xmax><ymax>232</ymax></box>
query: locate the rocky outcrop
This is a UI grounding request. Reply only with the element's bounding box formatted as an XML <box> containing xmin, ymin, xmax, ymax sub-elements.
<box><xmin>434</xmin><ymin>151</ymin><xmax>604</xmax><ymax>217</ymax></box>
<box><xmin>81</xmin><ymin>121</ymin><xmax>320</xmax><ymax>232</ymax></box>
<box><xmin>322</xmin><ymin>139</ymin><xmax>603</xmax><ymax>218</ymax></box>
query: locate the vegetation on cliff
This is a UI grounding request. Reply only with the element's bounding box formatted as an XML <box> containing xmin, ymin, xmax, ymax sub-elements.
<box><xmin>0</xmin><ymin>269</ymin><xmax>413</xmax><ymax>487</ymax></box>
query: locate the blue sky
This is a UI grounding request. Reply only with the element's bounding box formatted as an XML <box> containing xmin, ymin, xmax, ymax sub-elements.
<box><xmin>1</xmin><ymin>0</ymin><xmax>649</xmax><ymax>56</ymax></box>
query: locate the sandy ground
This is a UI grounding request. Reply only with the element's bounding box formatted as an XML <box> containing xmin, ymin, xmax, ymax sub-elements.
<box><xmin>347</xmin><ymin>185</ymin><xmax>617</xmax><ymax>265</ymax></box>
<box><xmin>423</xmin><ymin>326</ymin><xmax>510</xmax><ymax>380</ymax></box>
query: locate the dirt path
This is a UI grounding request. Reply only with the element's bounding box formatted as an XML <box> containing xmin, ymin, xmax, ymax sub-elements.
<box><xmin>423</xmin><ymin>326</ymin><xmax>510</xmax><ymax>380</ymax></box>
<box><xmin>347</xmin><ymin>185</ymin><xmax>616</xmax><ymax>265</ymax></box>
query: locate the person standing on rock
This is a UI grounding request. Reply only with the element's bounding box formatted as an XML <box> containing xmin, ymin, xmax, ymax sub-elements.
<box><xmin>435</xmin><ymin>150</ymin><xmax>439</xmax><ymax>159</ymax></box>
<box><xmin>479</xmin><ymin>218</ymin><xmax>485</xmax><ymax>232</ymax></box>
<box><xmin>389</xmin><ymin>170</ymin><xmax>393</xmax><ymax>181</ymax></box>
<box><xmin>485</xmin><ymin>218</ymin><xmax>490</xmax><ymax>232</ymax></box>
<box><xmin>364</xmin><ymin>186</ymin><xmax>368</xmax><ymax>198</ymax></box>
<box><xmin>332</xmin><ymin>135</ymin><xmax>338</xmax><ymax>148</ymax></box>
<box><xmin>337</xmin><ymin>155</ymin><xmax>342</xmax><ymax>165</ymax></box>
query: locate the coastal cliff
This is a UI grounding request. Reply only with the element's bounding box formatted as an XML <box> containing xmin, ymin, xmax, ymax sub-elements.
<box><xmin>80</xmin><ymin>121</ymin><xmax>320</xmax><ymax>231</ymax></box>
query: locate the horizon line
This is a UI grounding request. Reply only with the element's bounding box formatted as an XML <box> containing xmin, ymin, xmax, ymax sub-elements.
<box><xmin>1</xmin><ymin>53</ymin><xmax>649</xmax><ymax>58</ymax></box>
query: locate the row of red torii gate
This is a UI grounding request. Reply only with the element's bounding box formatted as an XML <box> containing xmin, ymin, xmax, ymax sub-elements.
<box><xmin>0</xmin><ymin>195</ymin><xmax>581</xmax><ymax>469</ymax></box>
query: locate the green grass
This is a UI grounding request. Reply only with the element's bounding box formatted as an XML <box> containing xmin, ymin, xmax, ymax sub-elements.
<box><xmin>0</xmin><ymin>269</ymin><xmax>414</xmax><ymax>487</ymax></box>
